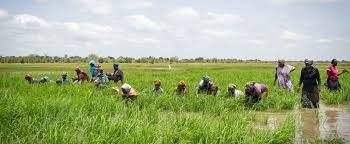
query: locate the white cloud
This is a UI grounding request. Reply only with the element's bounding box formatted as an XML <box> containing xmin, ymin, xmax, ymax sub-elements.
<box><xmin>125</xmin><ymin>15</ymin><xmax>164</xmax><ymax>31</ymax></box>
<box><xmin>13</xmin><ymin>14</ymin><xmax>49</xmax><ymax>28</ymax></box>
<box><xmin>168</xmin><ymin>7</ymin><xmax>200</xmax><ymax>18</ymax></box>
<box><xmin>280</xmin><ymin>30</ymin><xmax>309</xmax><ymax>41</ymax></box>
<box><xmin>0</xmin><ymin>9</ymin><xmax>8</xmax><ymax>19</ymax></box>
<box><xmin>204</xmin><ymin>12</ymin><xmax>244</xmax><ymax>26</ymax></box>
<box><xmin>62</xmin><ymin>22</ymin><xmax>113</xmax><ymax>40</ymax></box>
<box><xmin>78</xmin><ymin>0</ymin><xmax>112</xmax><ymax>15</ymax></box>
<box><xmin>201</xmin><ymin>29</ymin><xmax>233</xmax><ymax>37</ymax></box>
<box><xmin>123</xmin><ymin>0</ymin><xmax>153</xmax><ymax>10</ymax></box>
<box><xmin>248</xmin><ymin>39</ymin><xmax>265</xmax><ymax>45</ymax></box>
<box><xmin>33</xmin><ymin>0</ymin><xmax>48</xmax><ymax>4</ymax></box>
<box><xmin>317</xmin><ymin>38</ymin><xmax>333</xmax><ymax>43</ymax></box>
<box><xmin>125</xmin><ymin>37</ymin><xmax>159</xmax><ymax>44</ymax></box>
<box><xmin>272</xmin><ymin>0</ymin><xmax>340</xmax><ymax>4</ymax></box>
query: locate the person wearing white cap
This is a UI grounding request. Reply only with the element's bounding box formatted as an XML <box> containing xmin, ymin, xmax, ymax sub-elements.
<box><xmin>298</xmin><ymin>59</ymin><xmax>321</xmax><ymax>109</ymax></box>
<box><xmin>227</xmin><ymin>84</ymin><xmax>244</xmax><ymax>98</ymax></box>
<box><xmin>274</xmin><ymin>59</ymin><xmax>296</xmax><ymax>92</ymax></box>
<box><xmin>113</xmin><ymin>83</ymin><xmax>139</xmax><ymax>101</ymax></box>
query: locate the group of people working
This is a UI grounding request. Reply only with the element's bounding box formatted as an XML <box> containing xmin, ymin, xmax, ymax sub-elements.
<box><xmin>273</xmin><ymin>59</ymin><xmax>348</xmax><ymax>108</ymax></box>
<box><xmin>24</xmin><ymin>59</ymin><xmax>348</xmax><ymax>108</ymax></box>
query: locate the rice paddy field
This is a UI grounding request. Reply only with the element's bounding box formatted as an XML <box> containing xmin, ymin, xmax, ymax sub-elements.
<box><xmin>0</xmin><ymin>62</ymin><xmax>349</xmax><ymax>143</ymax></box>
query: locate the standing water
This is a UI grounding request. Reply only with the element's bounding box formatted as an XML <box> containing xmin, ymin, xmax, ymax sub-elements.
<box><xmin>296</xmin><ymin>103</ymin><xmax>350</xmax><ymax>143</ymax></box>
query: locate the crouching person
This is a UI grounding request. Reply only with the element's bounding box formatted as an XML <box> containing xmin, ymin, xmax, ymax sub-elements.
<box><xmin>174</xmin><ymin>80</ymin><xmax>187</xmax><ymax>96</ymax></box>
<box><xmin>24</xmin><ymin>73</ymin><xmax>49</xmax><ymax>84</ymax></box>
<box><xmin>244</xmin><ymin>82</ymin><xmax>268</xmax><ymax>106</ymax></box>
<box><xmin>113</xmin><ymin>83</ymin><xmax>139</xmax><ymax>102</ymax></box>
<box><xmin>73</xmin><ymin>67</ymin><xmax>89</xmax><ymax>84</ymax></box>
<box><xmin>56</xmin><ymin>72</ymin><xmax>71</xmax><ymax>85</ymax></box>
<box><xmin>227</xmin><ymin>84</ymin><xmax>244</xmax><ymax>98</ymax></box>
<box><xmin>152</xmin><ymin>80</ymin><xmax>164</xmax><ymax>95</ymax></box>
<box><xmin>196</xmin><ymin>76</ymin><xmax>218</xmax><ymax>96</ymax></box>
<box><xmin>94</xmin><ymin>69</ymin><xmax>109</xmax><ymax>88</ymax></box>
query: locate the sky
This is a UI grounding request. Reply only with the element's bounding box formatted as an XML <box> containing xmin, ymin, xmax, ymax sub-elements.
<box><xmin>0</xmin><ymin>0</ymin><xmax>349</xmax><ymax>60</ymax></box>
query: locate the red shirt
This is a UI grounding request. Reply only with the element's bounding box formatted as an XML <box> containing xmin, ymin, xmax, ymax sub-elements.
<box><xmin>327</xmin><ymin>65</ymin><xmax>339</xmax><ymax>81</ymax></box>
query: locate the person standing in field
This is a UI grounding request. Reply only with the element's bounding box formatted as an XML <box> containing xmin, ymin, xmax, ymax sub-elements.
<box><xmin>56</xmin><ymin>72</ymin><xmax>71</xmax><ymax>84</ymax></box>
<box><xmin>326</xmin><ymin>59</ymin><xmax>349</xmax><ymax>91</ymax></box>
<box><xmin>298</xmin><ymin>59</ymin><xmax>321</xmax><ymax>109</ymax></box>
<box><xmin>112</xmin><ymin>63</ymin><xmax>124</xmax><ymax>84</ymax></box>
<box><xmin>73</xmin><ymin>67</ymin><xmax>89</xmax><ymax>83</ymax></box>
<box><xmin>89</xmin><ymin>60</ymin><xmax>97</xmax><ymax>82</ymax></box>
<box><xmin>274</xmin><ymin>59</ymin><xmax>296</xmax><ymax>92</ymax></box>
<box><xmin>244</xmin><ymin>82</ymin><xmax>268</xmax><ymax>105</ymax></box>
<box><xmin>94</xmin><ymin>68</ymin><xmax>109</xmax><ymax>88</ymax></box>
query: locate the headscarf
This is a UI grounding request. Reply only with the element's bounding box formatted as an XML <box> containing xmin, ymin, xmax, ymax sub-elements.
<box><xmin>304</xmin><ymin>59</ymin><xmax>313</xmax><ymax>65</ymax></box>
<box><xmin>178</xmin><ymin>80</ymin><xmax>186</xmax><ymax>87</ymax></box>
<box><xmin>89</xmin><ymin>60</ymin><xmax>96</xmax><ymax>67</ymax></box>
<box><xmin>62</xmin><ymin>71</ymin><xmax>68</xmax><ymax>76</ymax></box>
<box><xmin>154</xmin><ymin>80</ymin><xmax>161</xmax><ymax>86</ymax></box>
<box><xmin>278</xmin><ymin>59</ymin><xmax>285</xmax><ymax>64</ymax></box>
<box><xmin>113</xmin><ymin>63</ymin><xmax>119</xmax><ymax>70</ymax></box>
<box><xmin>228</xmin><ymin>84</ymin><xmax>237</xmax><ymax>89</ymax></box>
<box><xmin>121</xmin><ymin>83</ymin><xmax>132</xmax><ymax>90</ymax></box>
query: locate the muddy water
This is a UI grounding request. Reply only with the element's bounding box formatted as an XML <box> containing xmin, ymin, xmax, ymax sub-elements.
<box><xmin>254</xmin><ymin>103</ymin><xmax>350</xmax><ymax>143</ymax></box>
<box><xmin>319</xmin><ymin>103</ymin><xmax>350</xmax><ymax>141</ymax></box>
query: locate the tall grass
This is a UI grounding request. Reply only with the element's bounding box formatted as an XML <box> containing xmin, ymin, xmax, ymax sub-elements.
<box><xmin>0</xmin><ymin>63</ymin><xmax>348</xmax><ymax>143</ymax></box>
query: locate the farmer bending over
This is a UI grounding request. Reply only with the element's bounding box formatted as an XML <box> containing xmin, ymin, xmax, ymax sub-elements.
<box><xmin>174</xmin><ymin>80</ymin><xmax>187</xmax><ymax>96</ymax></box>
<box><xmin>244</xmin><ymin>82</ymin><xmax>268</xmax><ymax>105</ymax></box>
<box><xmin>73</xmin><ymin>67</ymin><xmax>89</xmax><ymax>83</ymax></box>
<box><xmin>113</xmin><ymin>83</ymin><xmax>139</xmax><ymax>102</ymax></box>
<box><xmin>94</xmin><ymin>68</ymin><xmax>109</xmax><ymax>88</ymax></box>
<box><xmin>24</xmin><ymin>73</ymin><xmax>49</xmax><ymax>84</ymax></box>
<box><xmin>152</xmin><ymin>80</ymin><xmax>164</xmax><ymax>94</ymax></box>
<box><xmin>227</xmin><ymin>84</ymin><xmax>244</xmax><ymax>98</ymax></box>
<box><xmin>56</xmin><ymin>72</ymin><xmax>71</xmax><ymax>84</ymax></box>
<box><xmin>196</xmin><ymin>76</ymin><xmax>217</xmax><ymax>96</ymax></box>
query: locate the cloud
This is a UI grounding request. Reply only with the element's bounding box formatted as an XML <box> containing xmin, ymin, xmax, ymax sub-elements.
<box><xmin>203</xmin><ymin>12</ymin><xmax>244</xmax><ymax>26</ymax></box>
<box><xmin>201</xmin><ymin>29</ymin><xmax>233</xmax><ymax>37</ymax></box>
<box><xmin>168</xmin><ymin>7</ymin><xmax>200</xmax><ymax>18</ymax></box>
<box><xmin>33</xmin><ymin>0</ymin><xmax>48</xmax><ymax>4</ymax></box>
<box><xmin>77</xmin><ymin>0</ymin><xmax>112</xmax><ymax>15</ymax></box>
<box><xmin>317</xmin><ymin>38</ymin><xmax>333</xmax><ymax>43</ymax></box>
<box><xmin>280</xmin><ymin>30</ymin><xmax>309</xmax><ymax>41</ymax></box>
<box><xmin>125</xmin><ymin>15</ymin><xmax>164</xmax><ymax>31</ymax></box>
<box><xmin>0</xmin><ymin>8</ymin><xmax>8</xmax><ymax>19</ymax></box>
<box><xmin>272</xmin><ymin>0</ymin><xmax>340</xmax><ymax>4</ymax></box>
<box><xmin>248</xmin><ymin>39</ymin><xmax>265</xmax><ymax>45</ymax></box>
<box><xmin>13</xmin><ymin>14</ymin><xmax>49</xmax><ymax>28</ymax></box>
<box><xmin>122</xmin><ymin>0</ymin><xmax>153</xmax><ymax>10</ymax></box>
<box><xmin>62</xmin><ymin>22</ymin><xmax>113</xmax><ymax>41</ymax></box>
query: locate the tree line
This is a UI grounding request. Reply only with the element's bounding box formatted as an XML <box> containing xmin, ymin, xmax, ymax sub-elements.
<box><xmin>1</xmin><ymin>54</ymin><xmax>346</xmax><ymax>64</ymax></box>
<box><xmin>0</xmin><ymin>54</ymin><xmax>264</xmax><ymax>63</ymax></box>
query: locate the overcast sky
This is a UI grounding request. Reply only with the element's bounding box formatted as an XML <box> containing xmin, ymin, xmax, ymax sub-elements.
<box><xmin>0</xmin><ymin>0</ymin><xmax>349</xmax><ymax>60</ymax></box>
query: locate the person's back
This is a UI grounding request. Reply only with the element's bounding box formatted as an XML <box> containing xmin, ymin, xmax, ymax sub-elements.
<box><xmin>300</xmin><ymin>66</ymin><xmax>320</xmax><ymax>92</ymax></box>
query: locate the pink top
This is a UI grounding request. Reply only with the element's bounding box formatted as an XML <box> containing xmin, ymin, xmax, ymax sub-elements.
<box><xmin>326</xmin><ymin>65</ymin><xmax>339</xmax><ymax>81</ymax></box>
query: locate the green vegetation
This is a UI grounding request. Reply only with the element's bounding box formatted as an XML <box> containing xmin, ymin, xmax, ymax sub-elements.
<box><xmin>0</xmin><ymin>63</ymin><xmax>349</xmax><ymax>143</ymax></box>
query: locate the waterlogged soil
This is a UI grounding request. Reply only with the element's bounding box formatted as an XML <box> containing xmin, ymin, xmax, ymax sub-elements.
<box><xmin>253</xmin><ymin>104</ymin><xmax>350</xmax><ymax>143</ymax></box>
